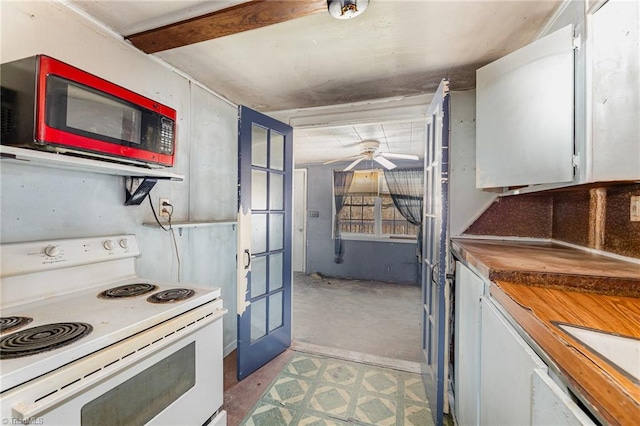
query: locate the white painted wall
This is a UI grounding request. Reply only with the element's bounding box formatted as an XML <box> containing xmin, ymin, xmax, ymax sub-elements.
<box><xmin>449</xmin><ymin>90</ymin><xmax>497</xmax><ymax>237</ymax></box>
<box><xmin>0</xmin><ymin>1</ymin><xmax>239</xmax><ymax>354</ymax></box>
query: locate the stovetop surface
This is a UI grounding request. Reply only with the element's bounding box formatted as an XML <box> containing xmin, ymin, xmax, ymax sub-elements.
<box><xmin>0</xmin><ymin>278</ymin><xmax>220</xmax><ymax>392</ymax></box>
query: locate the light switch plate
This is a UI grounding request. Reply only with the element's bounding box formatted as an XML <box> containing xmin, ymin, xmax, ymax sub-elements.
<box><xmin>631</xmin><ymin>196</ymin><xmax>640</xmax><ymax>222</ymax></box>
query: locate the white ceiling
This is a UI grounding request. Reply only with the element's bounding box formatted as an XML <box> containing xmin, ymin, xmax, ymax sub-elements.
<box><xmin>68</xmin><ymin>0</ymin><xmax>561</xmax><ymax>166</ymax></box>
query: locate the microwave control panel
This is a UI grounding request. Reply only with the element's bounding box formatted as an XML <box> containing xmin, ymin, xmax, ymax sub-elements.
<box><xmin>160</xmin><ymin>118</ymin><xmax>174</xmax><ymax>154</ymax></box>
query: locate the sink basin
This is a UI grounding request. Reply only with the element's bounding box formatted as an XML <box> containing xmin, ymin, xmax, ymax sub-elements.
<box><xmin>555</xmin><ymin>322</ymin><xmax>640</xmax><ymax>384</ymax></box>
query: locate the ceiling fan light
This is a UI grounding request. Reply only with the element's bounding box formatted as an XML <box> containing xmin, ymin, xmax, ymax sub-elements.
<box><xmin>327</xmin><ymin>0</ymin><xmax>369</xmax><ymax>19</ymax></box>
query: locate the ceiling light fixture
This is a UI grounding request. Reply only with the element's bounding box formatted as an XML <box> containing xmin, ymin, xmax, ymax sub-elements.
<box><xmin>327</xmin><ymin>0</ymin><xmax>369</xmax><ymax>19</ymax></box>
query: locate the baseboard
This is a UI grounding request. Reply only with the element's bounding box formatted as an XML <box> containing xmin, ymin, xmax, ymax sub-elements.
<box><xmin>224</xmin><ymin>341</ymin><xmax>236</xmax><ymax>358</ymax></box>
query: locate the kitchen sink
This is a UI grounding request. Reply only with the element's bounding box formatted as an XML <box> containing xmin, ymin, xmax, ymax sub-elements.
<box><xmin>555</xmin><ymin>322</ymin><xmax>640</xmax><ymax>384</ymax></box>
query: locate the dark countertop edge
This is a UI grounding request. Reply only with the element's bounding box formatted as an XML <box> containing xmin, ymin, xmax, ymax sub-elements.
<box><xmin>451</xmin><ymin>239</ymin><xmax>492</xmax><ymax>279</ymax></box>
<box><xmin>451</xmin><ymin>238</ymin><xmax>640</xmax><ymax>298</ymax></box>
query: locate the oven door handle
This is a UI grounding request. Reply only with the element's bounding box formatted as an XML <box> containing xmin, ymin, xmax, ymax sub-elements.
<box><xmin>10</xmin><ymin>304</ymin><xmax>227</xmax><ymax>422</ymax></box>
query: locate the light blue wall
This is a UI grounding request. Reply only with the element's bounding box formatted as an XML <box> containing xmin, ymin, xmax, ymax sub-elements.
<box><xmin>302</xmin><ymin>164</ymin><xmax>421</xmax><ymax>285</ymax></box>
<box><xmin>1</xmin><ymin>1</ymin><xmax>238</xmax><ymax>355</ymax></box>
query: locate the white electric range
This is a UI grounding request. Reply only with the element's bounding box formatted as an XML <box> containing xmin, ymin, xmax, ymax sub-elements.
<box><xmin>0</xmin><ymin>235</ymin><xmax>227</xmax><ymax>425</ymax></box>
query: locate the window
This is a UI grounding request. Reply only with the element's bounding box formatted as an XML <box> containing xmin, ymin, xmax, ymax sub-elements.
<box><xmin>336</xmin><ymin>170</ymin><xmax>418</xmax><ymax>240</ymax></box>
<box><xmin>381</xmin><ymin>194</ymin><xmax>417</xmax><ymax>236</ymax></box>
<box><xmin>339</xmin><ymin>195</ymin><xmax>375</xmax><ymax>234</ymax></box>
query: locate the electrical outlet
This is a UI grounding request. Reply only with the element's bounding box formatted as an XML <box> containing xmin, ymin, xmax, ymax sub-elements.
<box><xmin>631</xmin><ymin>196</ymin><xmax>640</xmax><ymax>222</ymax></box>
<box><xmin>159</xmin><ymin>198</ymin><xmax>171</xmax><ymax>219</ymax></box>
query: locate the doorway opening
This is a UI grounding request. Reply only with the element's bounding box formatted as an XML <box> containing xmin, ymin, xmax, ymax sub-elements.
<box><xmin>290</xmin><ymin>117</ymin><xmax>426</xmax><ymax>372</ymax></box>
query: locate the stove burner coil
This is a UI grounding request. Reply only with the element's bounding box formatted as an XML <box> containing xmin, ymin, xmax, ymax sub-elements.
<box><xmin>147</xmin><ymin>289</ymin><xmax>195</xmax><ymax>304</ymax></box>
<box><xmin>0</xmin><ymin>322</ymin><xmax>93</xmax><ymax>359</ymax></box>
<box><xmin>1</xmin><ymin>316</ymin><xmax>33</xmax><ymax>334</ymax></box>
<box><xmin>98</xmin><ymin>283</ymin><xmax>158</xmax><ymax>299</ymax></box>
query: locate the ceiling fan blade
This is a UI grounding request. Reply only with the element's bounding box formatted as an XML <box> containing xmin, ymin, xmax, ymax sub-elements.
<box><xmin>379</xmin><ymin>153</ymin><xmax>420</xmax><ymax>160</ymax></box>
<box><xmin>127</xmin><ymin>0</ymin><xmax>326</xmax><ymax>54</ymax></box>
<box><xmin>344</xmin><ymin>157</ymin><xmax>364</xmax><ymax>171</ymax></box>
<box><xmin>374</xmin><ymin>156</ymin><xmax>397</xmax><ymax>170</ymax></box>
<box><xmin>323</xmin><ymin>155</ymin><xmax>360</xmax><ymax>165</ymax></box>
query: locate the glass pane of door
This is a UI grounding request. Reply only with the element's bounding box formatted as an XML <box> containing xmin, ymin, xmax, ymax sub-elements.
<box><xmin>252</xmin><ymin>170</ymin><xmax>268</xmax><ymax>210</ymax></box>
<box><xmin>270</xmin><ymin>133</ymin><xmax>285</xmax><ymax>171</ymax></box>
<box><xmin>270</xmin><ymin>253</ymin><xmax>284</xmax><ymax>290</ymax></box>
<box><xmin>252</xmin><ymin>214</ymin><xmax>267</xmax><ymax>254</ymax></box>
<box><xmin>269</xmin><ymin>291</ymin><xmax>283</xmax><ymax>332</ymax></box>
<box><xmin>251</xmin><ymin>256</ymin><xmax>267</xmax><ymax>298</ymax></box>
<box><xmin>251</xmin><ymin>298</ymin><xmax>267</xmax><ymax>342</ymax></box>
<box><xmin>270</xmin><ymin>173</ymin><xmax>284</xmax><ymax>210</ymax></box>
<box><xmin>252</xmin><ymin>125</ymin><xmax>268</xmax><ymax>167</ymax></box>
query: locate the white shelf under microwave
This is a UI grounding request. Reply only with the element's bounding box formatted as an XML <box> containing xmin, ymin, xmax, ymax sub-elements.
<box><xmin>0</xmin><ymin>146</ymin><xmax>184</xmax><ymax>181</ymax></box>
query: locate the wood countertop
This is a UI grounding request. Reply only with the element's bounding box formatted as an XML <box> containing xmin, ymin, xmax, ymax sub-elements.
<box><xmin>451</xmin><ymin>238</ymin><xmax>640</xmax><ymax>425</ymax></box>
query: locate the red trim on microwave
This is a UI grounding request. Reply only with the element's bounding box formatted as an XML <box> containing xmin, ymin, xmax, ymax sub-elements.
<box><xmin>42</xmin><ymin>127</ymin><xmax>175</xmax><ymax>166</ymax></box>
<box><xmin>34</xmin><ymin>55</ymin><xmax>175</xmax><ymax>167</ymax></box>
<box><xmin>37</xmin><ymin>56</ymin><xmax>176</xmax><ymax>119</ymax></box>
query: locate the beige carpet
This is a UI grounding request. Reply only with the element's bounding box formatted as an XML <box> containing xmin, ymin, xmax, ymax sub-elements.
<box><xmin>292</xmin><ymin>273</ymin><xmax>422</xmax><ymax>366</ymax></box>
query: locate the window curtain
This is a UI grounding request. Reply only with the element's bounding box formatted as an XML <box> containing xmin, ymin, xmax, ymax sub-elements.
<box><xmin>384</xmin><ymin>168</ymin><xmax>424</xmax><ymax>262</ymax></box>
<box><xmin>333</xmin><ymin>170</ymin><xmax>354</xmax><ymax>263</ymax></box>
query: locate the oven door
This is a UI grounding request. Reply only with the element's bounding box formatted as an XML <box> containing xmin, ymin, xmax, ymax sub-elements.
<box><xmin>1</xmin><ymin>301</ymin><xmax>225</xmax><ymax>426</ymax></box>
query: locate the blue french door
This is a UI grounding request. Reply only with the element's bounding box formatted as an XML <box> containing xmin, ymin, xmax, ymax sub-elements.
<box><xmin>421</xmin><ymin>79</ymin><xmax>451</xmax><ymax>425</ymax></box>
<box><xmin>237</xmin><ymin>105</ymin><xmax>293</xmax><ymax>380</ymax></box>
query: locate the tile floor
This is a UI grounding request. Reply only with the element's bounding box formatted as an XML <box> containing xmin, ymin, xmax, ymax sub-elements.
<box><xmin>224</xmin><ymin>273</ymin><xmax>435</xmax><ymax>425</ymax></box>
<box><xmin>240</xmin><ymin>352</ymin><xmax>434</xmax><ymax>426</ymax></box>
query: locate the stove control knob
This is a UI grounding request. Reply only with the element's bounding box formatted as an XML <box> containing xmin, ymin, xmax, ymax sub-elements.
<box><xmin>103</xmin><ymin>240</ymin><xmax>114</xmax><ymax>251</ymax></box>
<box><xmin>119</xmin><ymin>238</ymin><xmax>129</xmax><ymax>249</ymax></box>
<box><xmin>44</xmin><ymin>245</ymin><xmax>61</xmax><ymax>257</ymax></box>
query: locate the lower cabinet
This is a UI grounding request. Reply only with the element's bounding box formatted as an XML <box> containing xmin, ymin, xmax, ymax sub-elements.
<box><xmin>453</xmin><ymin>262</ymin><xmax>483</xmax><ymax>425</ymax></box>
<box><xmin>453</xmin><ymin>261</ymin><xmax>596</xmax><ymax>425</ymax></box>
<box><xmin>480</xmin><ymin>297</ymin><xmax>546</xmax><ymax>425</ymax></box>
<box><xmin>532</xmin><ymin>369</ymin><xmax>595</xmax><ymax>426</ymax></box>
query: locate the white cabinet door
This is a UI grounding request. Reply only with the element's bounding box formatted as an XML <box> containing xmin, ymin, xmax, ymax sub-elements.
<box><xmin>453</xmin><ymin>262</ymin><xmax>484</xmax><ymax>426</ymax></box>
<box><xmin>532</xmin><ymin>369</ymin><xmax>595</xmax><ymax>426</ymax></box>
<box><xmin>476</xmin><ymin>25</ymin><xmax>575</xmax><ymax>189</ymax></box>
<box><xmin>590</xmin><ymin>0</ymin><xmax>640</xmax><ymax>181</ymax></box>
<box><xmin>480</xmin><ymin>297</ymin><xmax>545</xmax><ymax>425</ymax></box>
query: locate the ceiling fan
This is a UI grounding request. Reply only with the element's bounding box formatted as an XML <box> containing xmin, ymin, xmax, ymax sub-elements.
<box><xmin>324</xmin><ymin>140</ymin><xmax>419</xmax><ymax>171</ymax></box>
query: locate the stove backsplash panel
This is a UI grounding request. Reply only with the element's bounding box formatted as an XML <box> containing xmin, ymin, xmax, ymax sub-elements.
<box><xmin>463</xmin><ymin>183</ymin><xmax>640</xmax><ymax>260</ymax></box>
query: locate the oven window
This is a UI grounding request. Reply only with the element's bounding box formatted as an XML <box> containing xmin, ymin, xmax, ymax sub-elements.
<box><xmin>81</xmin><ymin>343</ymin><xmax>196</xmax><ymax>425</ymax></box>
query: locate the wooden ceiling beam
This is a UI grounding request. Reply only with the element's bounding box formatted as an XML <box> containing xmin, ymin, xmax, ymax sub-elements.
<box><xmin>127</xmin><ymin>0</ymin><xmax>327</xmax><ymax>54</ymax></box>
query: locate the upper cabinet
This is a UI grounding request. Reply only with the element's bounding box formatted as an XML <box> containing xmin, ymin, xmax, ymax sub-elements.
<box><xmin>476</xmin><ymin>0</ymin><xmax>640</xmax><ymax>192</ymax></box>
<box><xmin>589</xmin><ymin>0</ymin><xmax>640</xmax><ymax>181</ymax></box>
<box><xmin>476</xmin><ymin>25</ymin><xmax>575</xmax><ymax>189</ymax></box>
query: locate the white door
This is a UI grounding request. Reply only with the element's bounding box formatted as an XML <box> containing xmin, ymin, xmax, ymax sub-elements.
<box><xmin>292</xmin><ymin>169</ymin><xmax>306</xmax><ymax>272</ymax></box>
